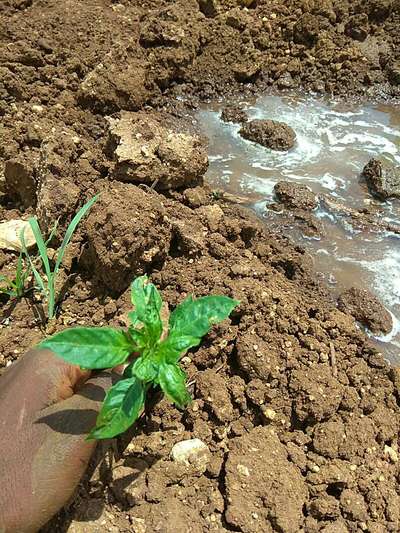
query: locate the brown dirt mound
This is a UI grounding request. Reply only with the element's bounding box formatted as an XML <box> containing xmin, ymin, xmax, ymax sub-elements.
<box><xmin>2</xmin><ymin>186</ymin><xmax>399</xmax><ymax>533</ymax></box>
<box><xmin>0</xmin><ymin>1</ymin><xmax>400</xmax><ymax>533</ymax></box>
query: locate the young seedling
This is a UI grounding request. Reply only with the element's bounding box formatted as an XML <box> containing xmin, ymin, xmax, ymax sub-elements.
<box><xmin>0</xmin><ymin>223</ymin><xmax>59</xmax><ymax>301</ymax></box>
<box><xmin>0</xmin><ymin>252</ymin><xmax>31</xmax><ymax>299</ymax></box>
<box><xmin>39</xmin><ymin>275</ymin><xmax>239</xmax><ymax>440</ymax></box>
<box><xmin>21</xmin><ymin>196</ymin><xmax>98</xmax><ymax>320</ymax></box>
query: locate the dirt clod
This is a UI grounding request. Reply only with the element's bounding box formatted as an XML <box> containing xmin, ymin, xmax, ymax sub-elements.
<box><xmin>338</xmin><ymin>287</ymin><xmax>392</xmax><ymax>335</ymax></box>
<box><xmin>225</xmin><ymin>426</ymin><xmax>307</xmax><ymax>533</ymax></box>
<box><xmin>274</xmin><ymin>181</ymin><xmax>318</xmax><ymax>210</ymax></box>
<box><xmin>362</xmin><ymin>158</ymin><xmax>400</xmax><ymax>199</ymax></box>
<box><xmin>239</xmin><ymin>119</ymin><xmax>296</xmax><ymax>151</ymax></box>
<box><xmin>107</xmin><ymin>111</ymin><xmax>208</xmax><ymax>190</ymax></box>
<box><xmin>83</xmin><ymin>181</ymin><xmax>171</xmax><ymax>294</ymax></box>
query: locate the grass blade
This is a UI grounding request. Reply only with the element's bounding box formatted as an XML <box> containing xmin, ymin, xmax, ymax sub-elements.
<box><xmin>20</xmin><ymin>225</ymin><xmax>46</xmax><ymax>294</ymax></box>
<box><xmin>45</xmin><ymin>218</ymin><xmax>59</xmax><ymax>246</ymax></box>
<box><xmin>28</xmin><ymin>217</ymin><xmax>52</xmax><ymax>279</ymax></box>
<box><xmin>54</xmin><ymin>195</ymin><xmax>98</xmax><ymax>274</ymax></box>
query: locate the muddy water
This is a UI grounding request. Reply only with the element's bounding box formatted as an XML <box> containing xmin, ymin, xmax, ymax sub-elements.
<box><xmin>197</xmin><ymin>95</ymin><xmax>400</xmax><ymax>364</ymax></box>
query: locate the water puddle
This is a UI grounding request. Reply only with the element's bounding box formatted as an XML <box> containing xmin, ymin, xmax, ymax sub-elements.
<box><xmin>197</xmin><ymin>94</ymin><xmax>400</xmax><ymax>364</ymax></box>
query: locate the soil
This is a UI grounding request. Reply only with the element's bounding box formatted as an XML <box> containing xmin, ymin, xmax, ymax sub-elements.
<box><xmin>337</xmin><ymin>287</ymin><xmax>393</xmax><ymax>335</ymax></box>
<box><xmin>0</xmin><ymin>1</ymin><xmax>400</xmax><ymax>533</ymax></box>
<box><xmin>274</xmin><ymin>181</ymin><xmax>318</xmax><ymax>210</ymax></box>
<box><xmin>362</xmin><ymin>158</ymin><xmax>400</xmax><ymax>199</ymax></box>
<box><xmin>220</xmin><ymin>105</ymin><xmax>248</xmax><ymax>124</ymax></box>
<box><xmin>239</xmin><ymin>119</ymin><xmax>297</xmax><ymax>151</ymax></box>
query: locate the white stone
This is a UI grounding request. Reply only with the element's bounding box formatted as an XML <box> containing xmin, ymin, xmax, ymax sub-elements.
<box><xmin>262</xmin><ymin>407</ymin><xmax>277</xmax><ymax>421</ymax></box>
<box><xmin>130</xmin><ymin>517</ymin><xmax>146</xmax><ymax>533</ymax></box>
<box><xmin>237</xmin><ymin>464</ymin><xmax>250</xmax><ymax>476</ymax></box>
<box><xmin>384</xmin><ymin>445</ymin><xmax>398</xmax><ymax>463</ymax></box>
<box><xmin>0</xmin><ymin>219</ymin><xmax>36</xmax><ymax>251</ymax></box>
<box><xmin>31</xmin><ymin>104</ymin><xmax>44</xmax><ymax>113</ymax></box>
<box><xmin>171</xmin><ymin>438</ymin><xmax>211</xmax><ymax>470</ymax></box>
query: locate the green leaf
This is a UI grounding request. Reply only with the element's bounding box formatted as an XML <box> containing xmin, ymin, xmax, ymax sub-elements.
<box><xmin>132</xmin><ymin>355</ymin><xmax>158</xmax><ymax>382</ymax></box>
<box><xmin>130</xmin><ymin>276</ymin><xmax>163</xmax><ymax>345</ymax></box>
<box><xmin>170</xmin><ymin>295</ymin><xmax>239</xmax><ymax>338</ymax></box>
<box><xmin>128</xmin><ymin>327</ymin><xmax>147</xmax><ymax>351</ymax></box>
<box><xmin>158</xmin><ymin>363</ymin><xmax>191</xmax><ymax>408</ymax></box>
<box><xmin>165</xmin><ymin>295</ymin><xmax>239</xmax><ymax>362</ymax></box>
<box><xmin>39</xmin><ymin>327</ymin><xmax>135</xmax><ymax>369</ymax></box>
<box><xmin>45</xmin><ymin>218</ymin><xmax>59</xmax><ymax>246</ymax></box>
<box><xmin>28</xmin><ymin>217</ymin><xmax>52</xmax><ymax>280</ymax></box>
<box><xmin>88</xmin><ymin>377</ymin><xmax>145</xmax><ymax>440</ymax></box>
<box><xmin>21</xmin><ymin>220</ymin><xmax>46</xmax><ymax>294</ymax></box>
<box><xmin>157</xmin><ymin>335</ymin><xmax>200</xmax><ymax>364</ymax></box>
<box><xmin>131</xmin><ymin>275</ymin><xmax>162</xmax><ymax>315</ymax></box>
<box><xmin>128</xmin><ymin>311</ymin><xmax>140</xmax><ymax>327</ymax></box>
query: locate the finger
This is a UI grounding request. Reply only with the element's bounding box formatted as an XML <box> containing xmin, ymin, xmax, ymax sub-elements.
<box><xmin>21</xmin><ymin>372</ymin><xmax>113</xmax><ymax>533</ymax></box>
<box><xmin>0</xmin><ymin>369</ymin><xmax>117</xmax><ymax>533</ymax></box>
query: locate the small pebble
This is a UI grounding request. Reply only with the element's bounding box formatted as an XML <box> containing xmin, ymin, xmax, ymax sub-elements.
<box><xmin>31</xmin><ymin>104</ymin><xmax>44</xmax><ymax>113</ymax></box>
<box><xmin>237</xmin><ymin>464</ymin><xmax>250</xmax><ymax>476</ymax></box>
<box><xmin>262</xmin><ymin>407</ymin><xmax>277</xmax><ymax>421</ymax></box>
<box><xmin>384</xmin><ymin>445</ymin><xmax>398</xmax><ymax>463</ymax></box>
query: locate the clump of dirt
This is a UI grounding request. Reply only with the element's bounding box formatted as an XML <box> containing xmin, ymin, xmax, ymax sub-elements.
<box><xmin>338</xmin><ymin>286</ymin><xmax>393</xmax><ymax>335</ymax></box>
<box><xmin>240</xmin><ymin>119</ymin><xmax>296</xmax><ymax>151</ymax></box>
<box><xmin>225</xmin><ymin>427</ymin><xmax>308</xmax><ymax>532</ymax></box>
<box><xmin>106</xmin><ymin>110</ymin><xmax>209</xmax><ymax>190</ymax></box>
<box><xmin>274</xmin><ymin>181</ymin><xmax>318</xmax><ymax>210</ymax></box>
<box><xmin>82</xmin><ymin>181</ymin><xmax>172</xmax><ymax>294</ymax></box>
<box><xmin>0</xmin><ymin>1</ymin><xmax>400</xmax><ymax>532</ymax></box>
<box><xmin>362</xmin><ymin>157</ymin><xmax>400</xmax><ymax>199</ymax></box>
<box><xmin>220</xmin><ymin>104</ymin><xmax>248</xmax><ymax>124</ymax></box>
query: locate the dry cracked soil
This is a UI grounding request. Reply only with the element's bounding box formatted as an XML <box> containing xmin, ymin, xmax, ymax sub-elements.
<box><xmin>1</xmin><ymin>0</ymin><xmax>400</xmax><ymax>532</ymax></box>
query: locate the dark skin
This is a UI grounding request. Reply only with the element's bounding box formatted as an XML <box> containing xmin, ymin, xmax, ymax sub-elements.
<box><xmin>0</xmin><ymin>349</ymin><xmax>117</xmax><ymax>533</ymax></box>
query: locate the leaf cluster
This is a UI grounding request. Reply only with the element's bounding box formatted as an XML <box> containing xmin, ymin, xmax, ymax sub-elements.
<box><xmin>40</xmin><ymin>276</ymin><xmax>239</xmax><ymax>439</ymax></box>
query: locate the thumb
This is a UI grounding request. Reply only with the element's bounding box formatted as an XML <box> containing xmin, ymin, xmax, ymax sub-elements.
<box><xmin>36</xmin><ymin>370</ymin><xmax>119</xmax><ymax>437</ymax></box>
<box><xmin>21</xmin><ymin>371</ymin><xmax>119</xmax><ymax>533</ymax></box>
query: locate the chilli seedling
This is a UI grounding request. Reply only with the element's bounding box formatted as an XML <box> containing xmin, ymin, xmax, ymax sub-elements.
<box><xmin>40</xmin><ymin>275</ymin><xmax>239</xmax><ymax>439</ymax></box>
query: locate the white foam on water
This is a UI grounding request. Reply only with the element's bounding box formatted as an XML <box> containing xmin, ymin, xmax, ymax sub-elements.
<box><xmin>197</xmin><ymin>95</ymin><xmax>400</xmax><ymax>361</ymax></box>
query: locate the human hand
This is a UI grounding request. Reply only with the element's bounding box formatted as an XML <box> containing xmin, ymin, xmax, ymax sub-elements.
<box><xmin>0</xmin><ymin>348</ymin><xmax>117</xmax><ymax>533</ymax></box>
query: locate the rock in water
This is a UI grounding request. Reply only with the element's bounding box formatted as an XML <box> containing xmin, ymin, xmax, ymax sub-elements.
<box><xmin>362</xmin><ymin>158</ymin><xmax>400</xmax><ymax>199</ymax></box>
<box><xmin>338</xmin><ymin>287</ymin><xmax>392</xmax><ymax>335</ymax></box>
<box><xmin>274</xmin><ymin>181</ymin><xmax>318</xmax><ymax>210</ymax></box>
<box><xmin>239</xmin><ymin>119</ymin><xmax>296</xmax><ymax>151</ymax></box>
